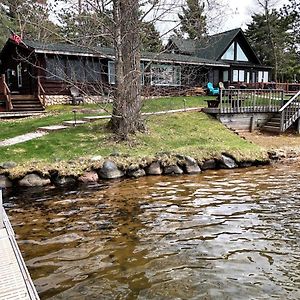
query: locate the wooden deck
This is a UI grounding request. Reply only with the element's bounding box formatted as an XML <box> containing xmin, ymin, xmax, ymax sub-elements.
<box><xmin>0</xmin><ymin>190</ymin><xmax>39</xmax><ymax>300</ymax></box>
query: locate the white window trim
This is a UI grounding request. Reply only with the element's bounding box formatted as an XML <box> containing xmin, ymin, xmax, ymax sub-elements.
<box><xmin>17</xmin><ymin>63</ymin><xmax>22</xmax><ymax>88</ymax></box>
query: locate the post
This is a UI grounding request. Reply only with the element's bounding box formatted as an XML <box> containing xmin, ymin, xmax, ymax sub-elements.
<box><xmin>0</xmin><ymin>188</ymin><xmax>3</xmax><ymax>229</ymax></box>
<box><xmin>297</xmin><ymin>118</ymin><xmax>300</xmax><ymax>135</ymax></box>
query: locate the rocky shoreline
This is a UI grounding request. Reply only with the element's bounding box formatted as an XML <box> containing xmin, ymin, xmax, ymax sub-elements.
<box><xmin>0</xmin><ymin>152</ymin><xmax>273</xmax><ymax>190</ymax></box>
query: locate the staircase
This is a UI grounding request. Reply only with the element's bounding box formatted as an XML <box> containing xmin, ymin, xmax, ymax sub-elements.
<box><xmin>10</xmin><ymin>95</ymin><xmax>44</xmax><ymax>112</ymax></box>
<box><xmin>262</xmin><ymin>113</ymin><xmax>281</xmax><ymax>133</ymax></box>
<box><xmin>262</xmin><ymin>90</ymin><xmax>300</xmax><ymax>134</ymax></box>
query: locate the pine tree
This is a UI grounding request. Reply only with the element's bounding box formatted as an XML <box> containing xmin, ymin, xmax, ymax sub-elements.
<box><xmin>245</xmin><ymin>8</ymin><xmax>294</xmax><ymax>81</ymax></box>
<box><xmin>177</xmin><ymin>0</ymin><xmax>207</xmax><ymax>40</ymax></box>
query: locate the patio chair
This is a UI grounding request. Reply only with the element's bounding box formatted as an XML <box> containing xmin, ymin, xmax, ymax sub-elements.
<box><xmin>207</xmin><ymin>82</ymin><xmax>219</xmax><ymax>96</ymax></box>
<box><xmin>69</xmin><ymin>86</ymin><xmax>84</xmax><ymax>105</ymax></box>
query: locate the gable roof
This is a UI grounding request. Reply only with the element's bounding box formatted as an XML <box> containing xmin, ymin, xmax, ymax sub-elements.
<box><xmin>168</xmin><ymin>28</ymin><xmax>261</xmax><ymax>64</ymax></box>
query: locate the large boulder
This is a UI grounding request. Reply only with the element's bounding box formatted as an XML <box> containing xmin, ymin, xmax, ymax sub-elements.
<box><xmin>164</xmin><ymin>164</ymin><xmax>183</xmax><ymax>175</ymax></box>
<box><xmin>0</xmin><ymin>161</ymin><xmax>17</xmax><ymax>169</ymax></box>
<box><xmin>0</xmin><ymin>175</ymin><xmax>12</xmax><ymax>188</ymax></box>
<box><xmin>145</xmin><ymin>162</ymin><xmax>162</xmax><ymax>175</ymax></box>
<box><xmin>219</xmin><ymin>155</ymin><xmax>238</xmax><ymax>169</ymax></box>
<box><xmin>78</xmin><ymin>171</ymin><xmax>99</xmax><ymax>183</ymax></box>
<box><xmin>98</xmin><ymin>160</ymin><xmax>125</xmax><ymax>179</ymax></box>
<box><xmin>18</xmin><ymin>173</ymin><xmax>51</xmax><ymax>187</ymax></box>
<box><xmin>127</xmin><ymin>168</ymin><xmax>146</xmax><ymax>178</ymax></box>
<box><xmin>201</xmin><ymin>159</ymin><xmax>217</xmax><ymax>170</ymax></box>
<box><xmin>54</xmin><ymin>176</ymin><xmax>77</xmax><ymax>186</ymax></box>
<box><xmin>183</xmin><ymin>156</ymin><xmax>201</xmax><ymax>174</ymax></box>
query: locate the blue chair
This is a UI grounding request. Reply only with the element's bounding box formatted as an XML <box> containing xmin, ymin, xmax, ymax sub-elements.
<box><xmin>207</xmin><ymin>82</ymin><xmax>219</xmax><ymax>95</ymax></box>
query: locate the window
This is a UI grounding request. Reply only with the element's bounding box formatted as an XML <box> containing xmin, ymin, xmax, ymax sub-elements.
<box><xmin>221</xmin><ymin>43</ymin><xmax>235</xmax><ymax>60</ymax></box>
<box><xmin>223</xmin><ymin>70</ymin><xmax>229</xmax><ymax>82</ymax></box>
<box><xmin>238</xmin><ymin>70</ymin><xmax>245</xmax><ymax>82</ymax></box>
<box><xmin>46</xmin><ymin>56</ymin><xmax>66</xmax><ymax>80</ymax></box>
<box><xmin>233</xmin><ymin>70</ymin><xmax>239</xmax><ymax>82</ymax></box>
<box><xmin>232</xmin><ymin>69</ymin><xmax>246</xmax><ymax>82</ymax></box>
<box><xmin>246</xmin><ymin>72</ymin><xmax>250</xmax><ymax>83</ymax></box>
<box><xmin>258</xmin><ymin>71</ymin><xmax>269</xmax><ymax>83</ymax></box>
<box><xmin>67</xmin><ymin>59</ymin><xmax>85</xmax><ymax>81</ymax></box>
<box><xmin>236</xmin><ymin>43</ymin><xmax>248</xmax><ymax>61</ymax></box>
<box><xmin>150</xmin><ymin>64</ymin><xmax>181</xmax><ymax>86</ymax></box>
<box><xmin>85</xmin><ymin>58</ymin><xmax>101</xmax><ymax>82</ymax></box>
<box><xmin>17</xmin><ymin>63</ymin><xmax>22</xmax><ymax>87</ymax></box>
<box><xmin>108</xmin><ymin>61</ymin><xmax>115</xmax><ymax>84</ymax></box>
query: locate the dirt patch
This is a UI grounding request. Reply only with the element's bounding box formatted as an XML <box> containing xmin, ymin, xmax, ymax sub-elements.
<box><xmin>240</xmin><ymin>130</ymin><xmax>300</xmax><ymax>159</ymax></box>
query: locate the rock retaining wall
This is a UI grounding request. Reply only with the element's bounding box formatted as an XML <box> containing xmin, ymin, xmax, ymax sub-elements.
<box><xmin>45</xmin><ymin>95</ymin><xmax>111</xmax><ymax>106</ymax></box>
<box><xmin>0</xmin><ymin>154</ymin><xmax>270</xmax><ymax>190</ymax></box>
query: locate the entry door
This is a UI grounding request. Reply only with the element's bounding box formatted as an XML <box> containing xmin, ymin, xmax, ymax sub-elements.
<box><xmin>6</xmin><ymin>64</ymin><xmax>22</xmax><ymax>92</ymax></box>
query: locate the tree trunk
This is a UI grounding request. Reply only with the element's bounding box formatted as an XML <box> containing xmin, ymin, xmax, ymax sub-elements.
<box><xmin>110</xmin><ymin>0</ymin><xmax>143</xmax><ymax>140</ymax></box>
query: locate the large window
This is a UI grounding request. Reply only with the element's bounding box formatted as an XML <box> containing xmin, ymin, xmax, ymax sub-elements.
<box><xmin>151</xmin><ymin>64</ymin><xmax>181</xmax><ymax>86</ymax></box>
<box><xmin>221</xmin><ymin>41</ymin><xmax>249</xmax><ymax>62</ymax></box>
<box><xmin>236</xmin><ymin>43</ymin><xmax>248</xmax><ymax>61</ymax></box>
<box><xmin>108</xmin><ymin>61</ymin><xmax>145</xmax><ymax>85</ymax></box>
<box><xmin>85</xmin><ymin>58</ymin><xmax>101</xmax><ymax>82</ymax></box>
<box><xmin>221</xmin><ymin>43</ymin><xmax>235</xmax><ymax>60</ymax></box>
<box><xmin>232</xmin><ymin>69</ymin><xmax>246</xmax><ymax>82</ymax></box>
<box><xmin>46</xmin><ymin>56</ymin><xmax>67</xmax><ymax>80</ymax></box>
<box><xmin>258</xmin><ymin>71</ymin><xmax>269</xmax><ymax>83</ymax></box>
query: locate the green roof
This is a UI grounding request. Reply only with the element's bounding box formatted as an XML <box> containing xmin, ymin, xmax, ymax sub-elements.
<box><xmin>169</xmin><ymin>28</ymin><xmax>261</xmax><ymax>64</ymax></box>
<box><xmin>19</xmin><ymin>40</ymin><xmax>229</xmax><ymax>67</ymax></box>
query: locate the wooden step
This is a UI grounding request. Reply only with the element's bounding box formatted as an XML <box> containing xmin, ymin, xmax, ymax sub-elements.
<box><xmin>262</xmin><ymin>125</ymin><xmax>281</xmax><ymax>133</ymax></box>
<box><xmin>11</xmin><ymin>95</ymin><xmax>36</xmax><ymax>100</ymax></box>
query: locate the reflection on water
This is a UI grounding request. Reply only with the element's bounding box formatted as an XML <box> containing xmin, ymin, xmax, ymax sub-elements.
<box><xmin>4</xmin><ymin>163</ymin><xmax>300</xmax><ymax>299</ymax></box>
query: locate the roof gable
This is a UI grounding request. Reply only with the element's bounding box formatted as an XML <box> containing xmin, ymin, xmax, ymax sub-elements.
<box><xmin>168</xmin><ymin>28</ymin><xmax>261</xmax><ymax>65</ymax></box>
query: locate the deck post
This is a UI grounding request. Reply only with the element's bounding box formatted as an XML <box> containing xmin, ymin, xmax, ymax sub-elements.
<box><xmin>297</xmin><ymin>118</ymin><xmax>300</xmax><ymax>135</ymax></box>
<box><xmin>0</xmin><ymin>188</ymin><xmax>3</xmax><ymax>229</ymax></box>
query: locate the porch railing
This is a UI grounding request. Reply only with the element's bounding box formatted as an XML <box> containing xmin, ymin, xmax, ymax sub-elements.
<box><xmin>37</xmin><ymin>76</ymin><xmax>46</xmax><ymax>108</ymax></box>
<box><xmin>219</xmin><ymin>89</ymin><xmax>285</xmax><ymax>114</ymax></box>
<box><xmin>279</xmin><ymin>90</ymin><xmax>300</xmax><ymax>132</ymax></box>
<box><xmin>0</xmin><ymin>74</ymin><xmax>13</xmax><ymax>111</ymax></box>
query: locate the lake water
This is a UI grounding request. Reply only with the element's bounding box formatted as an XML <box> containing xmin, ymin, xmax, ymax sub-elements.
<box><xmin>4</xmin><ymin>162</ymin><xmax>300</xmax><ymax>299</ymax></box>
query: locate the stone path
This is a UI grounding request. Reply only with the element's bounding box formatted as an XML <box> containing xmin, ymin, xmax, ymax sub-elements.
<box><xmin>0</xmin><ymin>132</ymin><xmax>48</xmax><ymax>147</ymax></box>
<box><xmin>0</xmin><ymin>107</ymin><xmax>203</xmax><ymax>147</ymax></box>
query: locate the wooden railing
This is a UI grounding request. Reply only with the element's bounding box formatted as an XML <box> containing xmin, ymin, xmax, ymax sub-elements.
<box><xmin>0</xmin><ymin>74</ymin><xmax>13</xmax><ymax>111</ymax></box>
<box><xmin>246</xmin><ymin>82</ymin><xmax>300</xmax><ymax>93</ymax></box>
<box><xmin>279</xmin><ymin>90</ymin><xmax>300</xmax><ymax>132</ymax></box>
<box><xmin>220</xmin><ymin>89</ymin><xmax>285</xmax><ymax>114</ymax></box>
<box><xmin>37</xmin><ymin>76</ymin><xmax>46</xmax><ymax>108</ymax></box>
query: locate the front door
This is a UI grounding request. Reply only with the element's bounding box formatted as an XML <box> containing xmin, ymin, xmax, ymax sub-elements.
<box><xmin>6</xmin><ymin>63</ymin><xmax>22</xmax><ymax>92</ymax></box>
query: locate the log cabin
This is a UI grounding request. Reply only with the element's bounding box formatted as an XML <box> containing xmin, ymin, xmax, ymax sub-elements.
<box><xmin>0</xmin><ymin>28</ymin><xmax>272</xmax><ymax>112</ymax></box>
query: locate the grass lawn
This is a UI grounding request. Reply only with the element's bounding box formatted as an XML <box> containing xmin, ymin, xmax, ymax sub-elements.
<box><xmin>0</xmin><ymin>96</ymin><xmax>213</xmax><ymax>140</ymax></box>
<box><xmin>0</xmin><ymin>112</ymin><xmax>265</xmax><ymax>164</ymax></box>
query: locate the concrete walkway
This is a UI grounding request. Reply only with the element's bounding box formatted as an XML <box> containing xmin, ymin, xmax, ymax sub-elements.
<box><xmin>0</xmin><ymin>107</ymin><xmax>202</xmax><ymax>147</ymax></box>
<box><xmin>0</xmin><ymin>132</ymin><xmax>48</xmax><ymax>147</ymax></box>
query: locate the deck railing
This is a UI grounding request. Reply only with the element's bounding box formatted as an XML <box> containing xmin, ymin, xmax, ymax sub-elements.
<box><xmin>279</xmin><ymin>90</ymin><xmax>300</xmax><ymax>132</ymax></box>
<box><xmin>37</xmin><ymin>76</ymin><xmax>46</xmax><ymax>108</ymax></box>
<box><xmin>219</xmin><ymin>89</ymin><xmax>285</xmax><ymax>114</ymax></box>
<box><xmin>0</xmin><ymin>74</ymin><xmax>13</xmax><ymax>111</ymax></box>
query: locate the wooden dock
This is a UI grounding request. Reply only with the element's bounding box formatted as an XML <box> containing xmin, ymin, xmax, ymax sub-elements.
<box><xmin>0</xmin><ymin>189</ymin><xmax>39</xmax><ymax>300</ymax></box>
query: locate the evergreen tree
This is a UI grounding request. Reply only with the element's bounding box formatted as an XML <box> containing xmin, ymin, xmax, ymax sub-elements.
<box><xmin>177</xmin><ymin>0</ymin><xmax>207</xmax><ymax>40</ymax></box>
<box><xmin>245</xmin><ymin>8</ymin><xmax>295</xmax><ymax>81</ymax></box>
<box><xmin>0</xmin><ymin>0</ymin><xmax>60</xmax><ymax>47</ymax></box>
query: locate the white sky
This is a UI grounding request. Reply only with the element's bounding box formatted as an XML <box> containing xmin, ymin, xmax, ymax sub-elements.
<box><xmin>224</xmin><ymin>0</ymin><xmax>289</xmax><ymax>30</ymax></box>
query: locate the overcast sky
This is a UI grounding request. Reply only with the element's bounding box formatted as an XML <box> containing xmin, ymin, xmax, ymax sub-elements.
<box><xmin>225</xmin><ymin>0</ymin><xmax>289</xmax><ymax>30</ymax></box>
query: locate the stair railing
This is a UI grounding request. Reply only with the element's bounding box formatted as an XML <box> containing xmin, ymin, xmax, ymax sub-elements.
<box><xmin>37</xmin><ymin>76</ymin><xmax>46</xmax><ymax>108</ymax></box>
<box><xmin>0</xmin><ymin>74</ymin><xmax>13</xmax><ymax>111</ymax></box>
<box><xmin>279</xmin><ymin>90</ymin><xmax>300</xmax><ymax>132</ymax></box>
